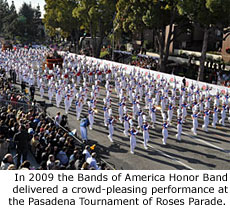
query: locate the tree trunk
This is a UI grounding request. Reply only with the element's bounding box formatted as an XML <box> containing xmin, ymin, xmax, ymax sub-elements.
<box><xmin>198</xmin><ymin>28</ymin><xmax>209</xmax><ymax>81</ymax></box>
<box><xmin>158</xmin><ymin>27</ymin><xmax>166</xmax><ymax>72</ymax></box>
<box><xmin>79</xmin><ymin>34</ymin><xmax>87</xmax><ymax>51</ymax></box>
<box><xmin>90</xmin><ymin>22</ymin><xmax>96</xmax><ymax>57</ymax></box>
<box><xmin>74</xmin><ymin>30</ymin><xmax>80</xmax><ymax>54</ymax></box>
<box><xmin>96</xmin><ymin>36</ymin><xmax>104</xmax><ymax>58</ymax></box>
<box><xmin>164</xmin><ymin>23</ymin><xmax>173</xmax><ymax>68</ymax></box>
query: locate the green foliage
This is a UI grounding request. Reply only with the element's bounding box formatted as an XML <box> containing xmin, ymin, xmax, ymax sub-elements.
<box><xmin>2</xmin><ymin>1</ymin><xmax>18</xmax><ymax>39</ymax></box>
<box><xmin>43</xmin><ymin>0</ymin><xmax>81</xmax><ymax>52</ymax></box>
<box><xmin>16</xmin><ymin>2</ymin><xmax>42</xmax><ymax>42</ymax></box>
<box><xmin>72</xmin><ymin>0</ymin><xmax>116</xmax><ymax>57</ymax></box>
<box><xmin>177</xmin><ymin>0</ymin><xmax>230</xmax><ymax>28</ymax></box>
<box><xmin>0</xmin><ymin>0</ymin><xmax>10</xmax><ymax>34</ymax></box>
<box><xmin>100</xmin><ymin>50</ymin><xmax>109</xmax><ymax>58</ymax></box>
<box><xmin>178</xmin><ymin>0</ymin><xmax>230</xmax><ymax>80</ymax></box>
<box><xmin>44</xmin><ymin>0</ymin><xmax>80</xmax><ymax>38</ymax></box>
<box><xmin>115</xmin><ymin>0</ymin><xmax>147</xmax><ymax>34</ymax></box>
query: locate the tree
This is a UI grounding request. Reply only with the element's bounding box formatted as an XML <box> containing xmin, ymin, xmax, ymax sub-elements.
<box><xmin>178</xmin><ymin>0</ymin><xmax>230</xmax><ymax>81</ymax></box>
<box><xmin>116</xmin><ymin>0</ymin><xmax>188</xmax><ymax>72</ymax></box>
<box><xmin>73</xmin><ymin>0</ymin><xmax>116</xmax><ymax>57</ymax></box>
<box><xmin>0</xmin><ymin>0</ymin><xmax>10</xmax><ymax>34</ymax></box>
<box><xmin>17</xmin><ymin>2</ymin><xmax>41</xmax><ymax>43</ymax></box>
<box><xmin>2</xmin><ymin>1</ymin><xmax>19</xmax><ymax>40</ymax></box>
<box><xmin>44</xmin><ymin>0</ymin><xmax>81</xmax><ymax>53</ymax></box>
<box><xmin>115</xmin><ymin>0</ymin><xmax>147</xmax><ymax>47</ymax></box>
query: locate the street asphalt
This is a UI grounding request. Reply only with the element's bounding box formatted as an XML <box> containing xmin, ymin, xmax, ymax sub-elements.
<box><xmin>30</xmin><ymin>82</ymin><xmax>230</xmax><ymax>170</ymax></box>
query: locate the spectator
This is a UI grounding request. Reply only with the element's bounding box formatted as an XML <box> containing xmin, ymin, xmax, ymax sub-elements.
<box><xmin>30</xmin><ymin>85</ymin><xmax>35</xmax><ymax>101</ymax></box>
<box><xmin>19</xmin><ymin>160</ymin><xmax>31</xmax><ymax>170</ymax></box>
<box><xmin>30</xmin><ymin>134</ymin><xmax>39</xmax><ymax>155</ymax></box>
<box><xmin>13</xmin><ymin>125</ymin><xmax>31</xmax><ymax>168</ymax></box>
<box><xmin>0</xmin><ymin>153</ymin><xmax>14</xmax><ymax>170</ymax></box>
<box><xmin>82</xmin><ymin>145</ymin><xmax>91</xmax><ymax>161</ymax></box>
<box><xmin>7</xmin><ymin>164</ymin><xmax>16</xmax><ymax>170</ymax></box>
<box><xmin>46</xmin><ymin>154</ymin><xmax>55</xmax><ymax>170</ymax></box>
<box><xmin>81</xmin><ymin>162</ymin><xmax>90</xmax><ymax>170</ymax></box>
<box><xmin>86</xmin><ymin>152</ymin><xmax>100</xmax><ymax>170</ymax></box>
<box><xmin>56</xmin><ymin>148</ymin><xmax>69</xmax><ymax>166</ymax></box>
<box><xmin>182</xmin><ymin>76</ymin><xmax>186</xmax><ymax>87</ymax></box>
<box><xmin>60</xmin><ymin>115</ymin><xmax>68</xmax><ymax>128</ymax></box>
<box><xmin>21</xmin><ymin>81</ymin><xmax>26</xmax><ymax>94</ymax></box>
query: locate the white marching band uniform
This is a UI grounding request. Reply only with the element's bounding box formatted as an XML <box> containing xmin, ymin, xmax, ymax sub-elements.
<box><xmin>129</xmin><ymin>127</ymin><xmax>138</xmax><ymax>154</ymax></box>
<box><xmin>2</xmin><ymin>47</ymin><xmax>230</xmax><ymax>158</ymax></box>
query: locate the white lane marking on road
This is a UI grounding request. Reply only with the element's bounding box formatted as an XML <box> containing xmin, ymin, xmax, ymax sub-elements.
<box><xmin>114</xmin><ymin>125</ymin><xmax>195</xmax><ymax>170</ymax></box>
<box><xmin>155</xmin><ymin>121</ymin><xmax>227</xmax><ymax>152</ymax></box>
<box><xmin>174</xmin><ymin>129</ymin><xmax>227</xmax><ymax>152</ymax></box>
<box><xmin>146</xmin><ymin>143</ymin><xmax>195</xmax><ymax>170</ymax></box>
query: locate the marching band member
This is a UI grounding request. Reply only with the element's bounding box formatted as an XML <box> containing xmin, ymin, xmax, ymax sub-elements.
<box><xmin>191</xmin><ymin>111</ymin><xmax>199</xmax><ymax>135</ymax></box>
<box><xmin>222</xmin><ymin>91</ymin><xmax>229</xmax><ymax>106</ymax></box>
<box><xmin>181</xmin><ymin>102</ymin><xmax>187</xmax><ymax>123</ymax></box>
<box><xmin>219</xmin><ymin>104</ymin><xmax>227</xmax><ymax>126</ymax></box>
<box><xmin>64</xmin><ymin>94</ymin><xmax>72</xmax><ymax>114</ymax></box>
<box><xmin>55</xmin><ymin>88</ymin><xmax>62</xmax><ymax>108</ymax></box>
<box><xmin>199</xmin><ymin>97</ymin><xmax>204</xmax><ymax>113</ymax></box>
<box><xmin>129</xmin><ymin>125</ymin><xmax>138</xmax><ymax>154</ymax></box>
<box><xmin>40</xmin><ymin>84</ymin><xmax>45</xmax><ymax>99</ymax></box>
<box><xmin>160</xmin><ymin>95</ymin><xmax>166</xmax><ymax>113</ymax></box>
<box><xmin>76</xmin><ymin>68</ymin><xmax>81</xmax><ymax>84</ymax></box>
<box><xmin>48</xmin><ymin>84</ymin><xmax>55</xmax><ymax>103</ymax></box>
<box><xmin>212</xmin><ymin>105</ymin><xmax>218</xmax><ymax>128</ymax></box>
<box><xmin>108</xmin><ymin>114</ymin><xmax>116</xmax><ymax>143</ymax></box>
<box><xmin>150</xmin><ymin>103</ymin><xmax>156</xmax><ymax>128</ymax></box>
<box><xmin>123</xmin><ymin>112</ymin><xmax>131</xmax><ymax>137</ymax></box>
<box><xmin>142</xmin><ymin>117</ymin><xmax>150</xmax><ymax>149</ymax></box>
<box><xmin>88</xmin><ymin>106</ymin><xmax>95</xmax><ymax>130</ymax></box>
<box><xmin>162</xmin><ymin>120</ymin><xmax>168</xmax><ymax>145</ymax></box>
<box><xmin>204</xmin><ymin>96</ymin><xmax>211</xmax><ymax>109</ymax></box>
<box><xmin>118</xmin><ymin>101</ymin><xmax>124</xmax><ymax>123</ymax></box>
<box><xmin>167</xmin><ymin>103</ymin><xmax>174</xmax><ymax>125</ymax></box>
<box><xmin>214</xmin><ymin>91</ymin><xmax>220</xmax><ymax>107</ymax></box>
<box><xmin>202</xmin><ymin>108</ymin><xmax>211</xmax><ymax>132</ymax></box>
<box><xmin>103</xmin><ymin>105</ymin><xmax>109</xmax><ymax>127</ymax></box>
<box><xmin>137</xmin><ymin>105</ymin><xmax>144</xmax><ymax>128</ymax></box>
<box><xmin>192</xmin><ymin>100</ymin><xmax>199</xmax><ymax>114</ymax></box>
<box><xmin>76</xmin><ymin>99</ymin><xmax>83</xmax><ymax>120</ymax></box>
<box><xmin>176</xmin><ymin>114</ymin><xmax>183</xmax><ymax>141</ymax></box>
<box><xmin>132</xmin><ymin>99</ymin><xmax>138</xmax><ymax>120</ymax></box>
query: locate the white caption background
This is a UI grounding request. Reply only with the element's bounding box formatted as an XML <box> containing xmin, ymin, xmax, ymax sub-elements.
<box><xmin>0</xmin><ymin>170</ymin><xmax>229</xmax><ymax>215</ymax></box>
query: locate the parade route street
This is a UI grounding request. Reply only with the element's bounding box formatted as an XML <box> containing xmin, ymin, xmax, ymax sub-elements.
<box><xmin>32</xmin><ymin>83</ymin><xmax>230</xmax><ymax>170</ymax></box>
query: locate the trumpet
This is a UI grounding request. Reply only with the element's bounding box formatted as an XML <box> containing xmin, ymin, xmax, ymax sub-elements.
<box><xmin>155</xmin><ymin>105</ymin><xmax>162</xmax><ymax>110</ymax></box>
<box><xmin>93</xmin><ymin>108</ymin><xmax>98</xmax><ymax>114</ymax></box>
<box><xmin>90</xmin><ymin>144</ymin><xmax>96</xmax><ymax>150</ymax></box>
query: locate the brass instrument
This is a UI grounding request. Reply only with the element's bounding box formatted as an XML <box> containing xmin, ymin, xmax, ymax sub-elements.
<box><xmin>90</xmin><ymin>144</ymin><xmax>96</xmax><ymax>150</ymax></box>
<box><xmin>92</xmin><ymin>108</ymin><xmax>98</xmax><ymax>114</ymax></box>
<box><xmin>155</xmin><ymin>105</ymin><xmax>162</xmax><ymax>110</ymax></box>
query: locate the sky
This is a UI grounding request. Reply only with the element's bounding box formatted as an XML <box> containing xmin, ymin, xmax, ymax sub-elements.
<box><xmin>7</xmin><ymin>0</ymin><xmax>45</xmax><ymax>17</ymax></box>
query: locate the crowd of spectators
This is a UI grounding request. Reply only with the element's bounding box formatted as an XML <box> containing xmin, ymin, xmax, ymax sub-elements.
<box><xmin>130</xmin><ymin>56</ymin><xmax>158</xmax><ymax>70</ymax></box>
<box><xmin>0</xmin><ymin>72</ymin><xmax>108</xmax><ymax>170</ymax></box>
